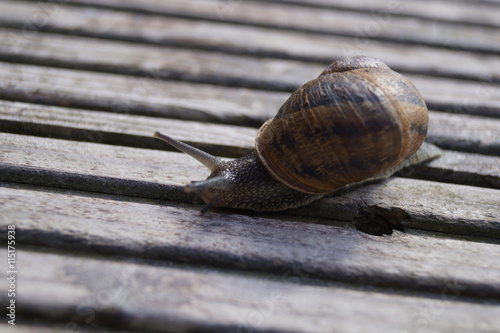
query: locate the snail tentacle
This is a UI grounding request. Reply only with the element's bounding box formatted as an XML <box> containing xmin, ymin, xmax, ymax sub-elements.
<box><xmin>154</xmin><ymin>131</ymin><xmax>222</xmax><ymax>171</ymax></box>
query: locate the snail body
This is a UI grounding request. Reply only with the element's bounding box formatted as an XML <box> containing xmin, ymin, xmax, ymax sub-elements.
<box><xmin>155</xmin><ymin>56</ymin><xmax>441</xmax><ymax>212</ymax></box>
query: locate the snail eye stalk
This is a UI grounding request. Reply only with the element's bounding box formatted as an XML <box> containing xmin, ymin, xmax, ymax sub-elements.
<box><xmin>154</xmin><ymin>132</ymin><xmax>222</xmax><ymax>172</ymax></box>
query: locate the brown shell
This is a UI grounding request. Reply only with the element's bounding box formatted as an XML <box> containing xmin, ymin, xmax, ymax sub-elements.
<box><xmin>255</xmin><ymin>56</ymin><xmax>428</xmax><ymax>195</ymax></box>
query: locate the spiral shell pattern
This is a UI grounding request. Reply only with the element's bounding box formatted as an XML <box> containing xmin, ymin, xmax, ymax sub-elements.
<box><xmin>255</xmin><ymin>56</ymin><xmax>428</xmax><ymax>194</ymax></box>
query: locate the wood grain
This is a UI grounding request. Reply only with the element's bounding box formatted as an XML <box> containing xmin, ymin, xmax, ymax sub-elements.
<box><xmin>52</xmin><ymin>0</ymin><xmax>500</xmax><ymax>54</ymax></box>
<box><xmin>414</xmin><ymin>150</ymin><xmax>500</xmax><ymax>189</ymax></box>
<box><xmin>1</xmin><ymin>28</ymin><xmax>499</xmax><ymax>118</ymax></box>
<box><xmin>1</xmin><ymin>247</ymin><xmax>500</xmax><ymax>332</ymax></box>
<box><xmin>0</xmin><ymin>62</ymin><xmax>284</xmax><ymax>125</ymax></box>
<box><xmin>1</xmin><ymin>133</ymin><xmax>498</xmax><ymax>237</ymax></box>
<box><xmin>428</xmin><ymin>112</ymin><xmax>500</xmax><ymax>155</ymax></box>
<box><xmin>297</xmin><ymin>177</ymin><xmax>500</xmax><ymax>237</ymax></box>
<box><xmin>268</xmin><ymin>0</ymin><xmax>500</xmax><ymax>28</ymax></box>
<box><xmin>1</xmin><ymin>185</ymin><xmax>499</xmax><ymax>298</ymax></box>
<box><xmin>0</xmin><ymin>132</ymin><xmax>208</xmax><ymax>202</ymax></box>
<box><xmin>1</xmin><ymin>1</ymin><xmax>499</xmax><ymax>83</ymax></box>
<box><xmin>0</xmin><ymin>100</ymin><xmax>257</xmax><ymax>157</ymax></box>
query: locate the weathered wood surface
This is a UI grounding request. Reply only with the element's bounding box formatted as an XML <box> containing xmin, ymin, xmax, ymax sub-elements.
<box><xmin>1</xmin><ymin>0</ymin><xmax>499</xmax><ymax>331</ymax></box>
<box><xmin>1</xmin><ymin>133</ymin><xmax>499</xmax><ymax>237</ymax></box>
<box><xmin>0</xmin><ymin>101</ymin><xmax>257</xmax><ymax>157</ymax></box>
<box><xmin>1</xmin><ymin>29</ymin><xmax>500</xmax><ymax>118</ymax></box>
<box><xmin>1</xmin><ymin>247</ymin><xmax>499</xmax><ymax>332</ymax></box>
<box><xmin>267</xmin><ymin>0</ymin><xmax>500</xmax><ymax>28</ymax></box>
<box><xmin>417</xmin><ymin>150</ymin><xmax>500</xmax><ymax>188</ymax></box>
<box><xmin>1</xmin><ymin>1</ymin><xmax>500</xmax><ymax>83</ymax></box>
<box><xmin>428</xmin><ymin>112</ymin><xmax>500</xmax><ymax>155</ymax></box>
<box><xmin>43</xmin><ymin>0</ymin><xmax>500</xmax><ymax>54</ymax></box>
<box><xmin>1</xmin><ymin>185</ymin><xmax>500</xmax><ymax>298</ymax></box>
<box><xmin>0</xmin><ymin>61</ymin><xmax>281</xmax><ymax>125</ymax></box>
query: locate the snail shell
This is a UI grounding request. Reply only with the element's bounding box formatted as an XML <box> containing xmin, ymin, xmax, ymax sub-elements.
<box><xmin>255</xmin><ymin>56</ymin><xmax>428</xmax><ymax>194</ymax></box>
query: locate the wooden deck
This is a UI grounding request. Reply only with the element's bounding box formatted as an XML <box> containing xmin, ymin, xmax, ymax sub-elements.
<box><xmin>1</xmin><ymin>0</ymin><xmax>499</xmax><ymax>332</ymax></box>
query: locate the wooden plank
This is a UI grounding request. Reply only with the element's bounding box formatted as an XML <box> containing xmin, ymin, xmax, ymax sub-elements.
<box><xmin>296</xmin><ymin>177</ymin><xmax>500</xmax><ymax>237</ymax></box>
<box><xmin>1</xmin><ymin>133</ymin><xmax>499</xmax><ymax>237</ymax></box>
<box><xmin>427</xmin><ymin>112</ymin><xmax>500</xmax><ymax>155</ymax></box>
<box><xmin>0</xmin><ymin>133</ymin><xmax>208</xmax><ymax>202</ymax></box>
<box><xmin>52</xmin><ymin>0</ymin><xmax>500</xmax><ymax>54</ymax></box>
<box><xmin>1</xmin><ymin>248</ymin><xmax>500</xmax><ymax>333</ymax></box>
<box><xmin>1</xmin><ymin>63</ymin><xmax>500</xmax><ymax>148</ymax></box>
<box><xmin>1</xmin><ymin>185</ymin><xmax>500</xmax><ymax>299</ymax></box>
<box><xmin>0</xmin><ymin>28</ymin><xmax>310</xmax><ymax>91</ymax></box>
<box><xmin>1</xmin><ymin>29</ymin><xmax>500</xmax><ymax>118</ymax></box>
<box><xmin>413</xmin><ymin>150</ymin><xmax>500</xmax><ymax>189</ymax></box>
<box><xmin>0</xmin><ymin>61</ymin><xmax>284</xmax><ymax>126</ymax></box>
<box><xmin>1</xmin><ymin>101</ymin><xmax>499</xmax><ymax>185</ymax></box>
<box><xmin>407</xmin><ymin>76</ymin><xmax>500</xmax><ymax>119</ymax></box>
<box><xmin>268</xmin><ymin>0</ymin><xmax>500</xmax><ymax>28</ymax></box>
<box><xmin>1</xmin><ymin>1</ymin><xmax>500</xmax><ymax>83</ymax></box>
<box><xmin>0</xmin><ymin>101</ymin><xmax>256</xmax><ymax>157</ymax></box>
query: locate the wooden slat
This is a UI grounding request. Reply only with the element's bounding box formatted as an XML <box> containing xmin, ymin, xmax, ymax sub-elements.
<box><xmin>0</xmin><ymin>61</ymin><xmax>284</xmax><ymax>126</ymax></box>
<box><xmin>0</xmin><ymin>101</ymin><xmax>256</xmax><ymax>157</ymax></box>
<box><xmin>1</xmin><ymin>248</ymin><xmax>500</xmax><ymax>332</ymax></box>
<box><xmin>414</xmin><ymin>150</ymin><xmax>500</xmax><ymax>189</ymax></box>
<box><xmin>1</xmin><ymin>133</ymin><xmax>499</xmax><ymax>237</ymax></box>
<box><xmin>1</xmin><ymin>101</ymin><xmax>499</xmax><ymax>187</ymax></box>
<box><xmin>1</xmin><ymin>1</ymin><xmax>499</xmax><ymax>83</ymax></box>
<box><xmin>50</xmin><ymin>0</ymin><xmax>500</xmax><ymax>54</ymax></box>
<box><xmin>0</xmin><ymin>100</ymin><xmax>257</xmax><ymax>152</ymax></box>
<box><xmin>268</xmin><ymin>0</ymin><xmax>500</xmax><ymax>28</ymax></box>
<box><xmin>407</xmin><ymin>76</ymin><xmax>500</xmax><ymax>118</ymax></box>
<box><xmin>0</xmin><ymin>132</ymin><xmax>207</xmax><ymax>202</ymax></box>
<box><xmin>299</xmin><ymin>178</ymin><xmax>500</xmax><ymax>237</ymax></box>
<box><xmin>1</xmin><ymin>185</ymin><xmax>499</xmax><ymax>299</ymax></box>
<box><xmin>427</xmin><ymin>112</ymin><xmax>500</xmax><ymax>155</ymax></box>
<box><xmin>1</xmin><ymin>29</ymin><xmax>499</xmax><ymax>118</ymax></box>
<box><xmin>1</xmin><ymin>65</ymin><xmax>500</xmax><ymax>155</ymax></box>
<box><xmin>0</xmin><ymin>28</ymin><xmax>313</xmax><ymax>91</ymax></box>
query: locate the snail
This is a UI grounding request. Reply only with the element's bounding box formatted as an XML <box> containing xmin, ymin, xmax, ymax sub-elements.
<box><xmin>154</xmin><ymin>56</ymin><xmax>441</xmax><ymax>213</ymax></box>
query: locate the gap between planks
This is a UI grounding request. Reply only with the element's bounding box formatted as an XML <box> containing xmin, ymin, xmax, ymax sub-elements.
<box><xmin>1</xmin><ymin>133</ymin><xmax>499</xmax><ymax>237</ymax></box>
<box><xmin>1</xmin><ymin>1</ymin><xmax>499</xmax><ymax>83</ymax></box>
